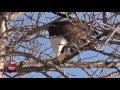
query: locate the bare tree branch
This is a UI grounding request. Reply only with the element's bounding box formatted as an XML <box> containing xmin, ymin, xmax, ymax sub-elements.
<box><xmin>101</xmin><ymin>71</ymin><xmax>120</xmax><ymax>78</ymax></box>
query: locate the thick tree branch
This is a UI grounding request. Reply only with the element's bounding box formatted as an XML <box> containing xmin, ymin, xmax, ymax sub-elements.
<box><xmin>101</xmin><ymin>71</ymin><xmax>120</xmax><ymax>78</ymax></box>
<box><xmin>6</xmin><ymin>51</ymin><xmax>69</xmax><ymax>78</ymax></box>
<box><xmin>4</xmin><ymin>60</ymin><xmax>120</xmax><ymax>73</ymax></box>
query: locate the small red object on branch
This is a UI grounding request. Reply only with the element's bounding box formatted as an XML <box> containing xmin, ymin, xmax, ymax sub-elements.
<box><xmin>7</xmin><ymin>62</ymin><xmax>16</xmax><ymax>73</ymax></box>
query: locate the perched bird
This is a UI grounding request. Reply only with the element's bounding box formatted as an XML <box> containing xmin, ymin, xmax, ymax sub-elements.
<box><xmin>48</xmin><ymin>20</ymin><xmax>92</xmax><ymax>60</ymax></box>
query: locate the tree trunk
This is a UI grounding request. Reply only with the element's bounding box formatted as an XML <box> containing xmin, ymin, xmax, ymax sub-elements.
<box><xmin>0</xmin><ymin>12</ymin><xmax>25</xmax><ymax>78</ymax></box>
<box><xmin>0</xmin><ymin>20</ymin><xmax>6</xmax><ymax>78</ymax></box>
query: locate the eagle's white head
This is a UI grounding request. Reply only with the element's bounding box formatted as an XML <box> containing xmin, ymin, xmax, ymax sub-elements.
<box><xmin>49</xmin><ymin>36</ymin><xmax>67</xmax><ymax>57</ymax></box>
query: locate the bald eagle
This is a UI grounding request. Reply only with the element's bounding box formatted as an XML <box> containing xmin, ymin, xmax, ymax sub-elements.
<box><xmin>48</xmin><ymin>20</ymin><xmax>91</xmax><ymax>59</ymax></box>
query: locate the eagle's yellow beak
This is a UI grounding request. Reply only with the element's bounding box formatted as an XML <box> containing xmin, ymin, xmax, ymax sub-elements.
<box><xmin>56</xmin><ymin>53</ymin><xmax>61</xmax><ymax>61</ymax></box>
<box><xmin>56</xmin><ymin>52</ymin><xmax>68</xmax><ymax>61</ymax></box>
<box><xmin>57</xmin><ymin>53</ymin><xmax>60</xmax><ymax>57</ymax></box>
